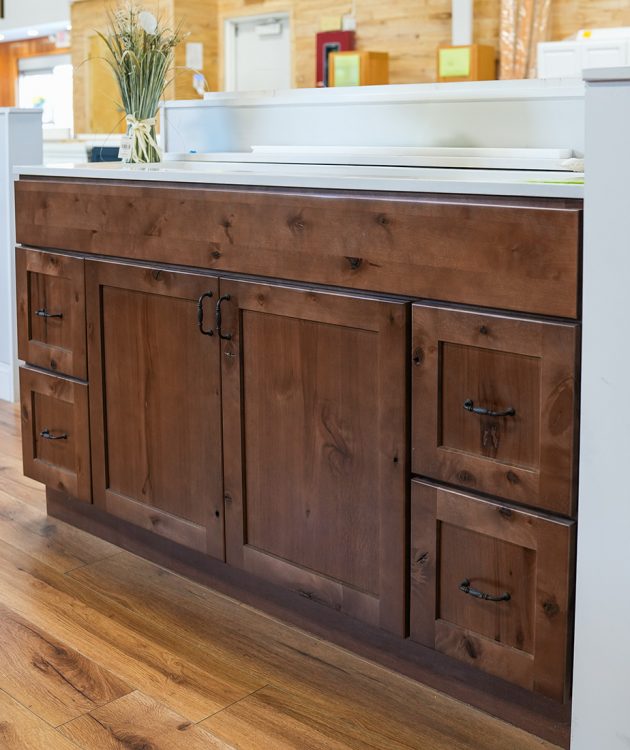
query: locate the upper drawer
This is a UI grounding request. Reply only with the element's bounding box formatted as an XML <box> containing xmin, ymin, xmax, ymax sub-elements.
<box><xmin>16</xmin><ymin>248</ymin><xmax>87</xmax><ymax>380</ymax></box>
<box><xmin>412</xmin><ymin>304</ymin><xmax>579</xmax><ymax>516</ymax></box>
<box><xmin>15</xmin><ymin>179</ymin><xmax>582</xmax><ymax>318</ymax></box>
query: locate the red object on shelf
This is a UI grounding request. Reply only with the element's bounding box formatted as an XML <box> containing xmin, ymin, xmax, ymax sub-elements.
<box><xmin>316</xmin><ymin>31</ymin><xmax>356</xmax><ymax>87</ymax></box>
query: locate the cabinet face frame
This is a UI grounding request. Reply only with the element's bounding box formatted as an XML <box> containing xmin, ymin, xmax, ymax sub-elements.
<box><xmin>86</xmin><ymin>260</ymin><xmax>224</xmax><ymax>558</ymax></box>
<box><xmin>410</xmin><ymin>480</ymin><xmax>575</xmax><ymax>702</ymax></box>
<box><xmin>412</xmin><ymin>304</ymin><xmax>579</xmax><ymax>516</ymax></box>
<box><xmin>219</xmin><ymin>278</ymin><xmax>409</xmax><ymax>636</ymax></box>
<box><xmin>20</xmin><ymin>366</ymin><xmax>91</xmax><ymax>502</ymax></box>
<box><xmin>16</xmin><ymin>248</ymin><xmax>87</xmax><ymax>380</ymax></box>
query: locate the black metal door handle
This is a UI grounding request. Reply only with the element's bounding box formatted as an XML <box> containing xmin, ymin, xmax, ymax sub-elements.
<box><xmin>197</xmin><ymin>292</ymin><xmax>214</xmax><ymax>336</ymax></box>
<box><xmin>463</xmin><ymin>399</ymin><xmax>515</xmax><ymax>418</ymax></box>
<box><xmin>215</xmin><ymin>294</ymin><xmax>232</xmax><ymax>340</ymax></box>
<box><xmin>459</xmin><ymin>579</ymin><xmax>511</xmax><ymax>602</ymax></box>
<box><xmin>35</xmin><ymin>309</ymin><xmax>63</xmax><ymax>319</ymax></box>
<box><xmin>40</xmin><ymin>429</ymin><xmax>68</xmax><ymax>441</ymax></box>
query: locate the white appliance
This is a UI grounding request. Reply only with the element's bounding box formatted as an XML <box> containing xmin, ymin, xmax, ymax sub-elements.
<box><xmin>0</xmin><ymin>109</ymin><xmax>43</xmax><ymax>402</ymax></box>
<box><xmin>538</xmin><ymin>28</ymin><xmax>630</xmax><ymax>79</ymax></box>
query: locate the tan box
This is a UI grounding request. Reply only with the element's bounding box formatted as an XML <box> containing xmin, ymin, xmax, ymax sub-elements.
<box><xmin>329</xmin><ymin>51</ymin><xmax>389</xmax><ymax>87</ymax></box>
<box><xmin>437</xmin><ymin>44</ymin><xmax>496</xmax><ymax>82</ymax></box>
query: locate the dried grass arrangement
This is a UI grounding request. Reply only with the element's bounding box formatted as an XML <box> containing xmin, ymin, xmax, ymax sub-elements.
<box><xmin>98</xmin><ymin>4</ymin><xmax>185</xmax><ymax>163</ymax></box>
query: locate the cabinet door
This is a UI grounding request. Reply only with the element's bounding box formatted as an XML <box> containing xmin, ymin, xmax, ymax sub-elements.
<box><xmin>86</xmin><ymin>261</ymin><xmax>224</xmax><ymax>558</ymax></box>
<box><xmin>412</xmin><ymin>305</ymin><xmax>579</xmax><ymax>516</ymax></box>
<box><xmin>410</xmin><ymin>480</ymin><xmax>574</xmax><ymax>702</ymax></box>
<box><xmin>219</xmin><ymin>279</ymin><xmax>408</xmax><ymax>635</ymax></box>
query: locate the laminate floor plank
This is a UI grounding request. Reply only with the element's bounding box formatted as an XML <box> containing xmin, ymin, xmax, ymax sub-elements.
<box><xmin>0</xmin><ymin>487</ymin><xmax>119</xmax><ymax>572</ymax></box>
<box><xmin>0</xmin><ymin>688</ymin><xmax>82</xmax><ymax>750</ymax></box>
<box><xmin>0</xmin><ymin>602</ymin><xmax>131</xmax><ymax>726</ymax></box>
<box><xmin>58</xmin><ymin>690</ymin><xmax>238</xmax><ymax>750</ymax></box>
<box><xmin>70</xmin><ymin>553</ymin><xmax>555</xmax><ymax>750</ymax></box>
<box><xmin>0</xmin><ymin>542</ymin><xmax>268</xmax><ymax>722</ymax></box>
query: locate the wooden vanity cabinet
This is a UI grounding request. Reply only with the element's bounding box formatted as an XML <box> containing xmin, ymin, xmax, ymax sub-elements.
<box><xmin>218</xmin><ymin>279</ymin><xmax>409</xmax><ymax>636</ymax></box>
<box><xmin>85</xmin><ymin>261</ymin><xmax>225</xmax><ymax>559</ymax></box>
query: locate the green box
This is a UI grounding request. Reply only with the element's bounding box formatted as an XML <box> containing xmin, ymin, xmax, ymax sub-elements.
<box><xmin>439</xmin><ymin>47</ymin><xmax>471</xmax><ymax>78</ymax></box>
<box><xmin>333</xmin><ymin>53</ymin><xmax>361</xmax><ymax>87</ymax></box>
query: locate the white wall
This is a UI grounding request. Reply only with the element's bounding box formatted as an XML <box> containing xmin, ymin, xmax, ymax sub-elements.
<box><xmin>571</xmin><ymin>70</ymin><xmax>630</xmax><ymax>750</ymax></box>
<box><xmin>0</xmin><ymin>0</ymin><xmax>69</xmax><ymax>32</ymax></box>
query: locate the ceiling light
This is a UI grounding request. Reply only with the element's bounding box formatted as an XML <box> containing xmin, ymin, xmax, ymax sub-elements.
<box><xmin>27</xmin><ymin>29</ymin><xmax>40</xmax><ymax>37</ymax></box>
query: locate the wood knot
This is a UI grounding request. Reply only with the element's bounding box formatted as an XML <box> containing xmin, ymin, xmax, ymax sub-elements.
<box><xmin>506</xmin><ymin>471</ymin><xmax>520</xmax><ymax>484</ymax></box>
<box><xmin>288</xmin><ymin>215</ymin><xmax>305</xmax><ymax>233</ymax></box>
<box><xmin>345</xmin><ymin>256</ymin><xmax>363</xmax><ymax>270</ymax></box>
<box><xmin>415</xmin><ymin>552</ymin><xmax>429</xmax><ymax>566</ymax></box>
<box><xmin>152</xmin><ymin>269</ymin><xmax>163</xmax><ymax>281</ymax></box>
<box><xmin>542</xmin><ymin>598</ymin><xmax>560</xmax><ymax>618</ymax></box>
<box><xmin>499</xmin><ymin>506</ymin><xmax>513</xmax><ymax>519</ymax></box>
<box><xmin>457</xmin><ymin>470</ymin><xmax>474</xmax><ymax>483</ymax></box>
<box><xmin>412</xmin><ymin>347</ymin><xmax>424</xmax><ymax>366</ymax></box>
<box><xmin>479</xmin><ymin>325</ymin><xmax>489</xmax><ymax>335</ymax></box>
<box><xmin>376</xmin><ymin>213</ymin><xmax>390</xmax><ymax>226</ymax></box>
<box><xmin>463</xmin><ymin>637</ymin><xmax>478</xmax><ymax>659</ymax></box>
<box><xmin>49</xmin><ymin>359</ymin><xmax>57</xmax><ymax>370</ymax></box>
<box><xmin>211</xmin><ymin>250</ymin><xmax>221</xmax><ymax>259</ymax></box>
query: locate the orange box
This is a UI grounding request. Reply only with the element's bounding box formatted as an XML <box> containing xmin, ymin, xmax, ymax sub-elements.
<box><xmin>437</xmin><ymin>44</ymin><xmax>496</xmax><ymax>82</ymax></box>
<box><xmin>329</xmin><ymin>51</ymin><xmax>389</xmax><ymax>87</ymax></box>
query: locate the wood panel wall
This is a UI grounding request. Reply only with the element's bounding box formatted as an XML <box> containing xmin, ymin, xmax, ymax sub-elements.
<box><xmin>70</xmin><ymin>0</ymin><xmax>630</xmax><ymax>133</ymax></box>
<box><xmin>0</xmin><ymin>37</ymin><xmax>70</xmax><ymax>108</ymax></box>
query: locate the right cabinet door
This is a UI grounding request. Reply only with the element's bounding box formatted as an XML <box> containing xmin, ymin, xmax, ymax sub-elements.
<box><xmin>218</xmin><ymin>279</ymin><xmax>408</xmax><ymax>636</ymax></box>
<box><xmin>412</xmin><ymin>304</ymin><xmax>579</xmax><ymax>516</ymax></box>
<box><xmin>410</xmin><ymin>480</ymin><xmax>575</xmax><ymax>702</ymax></box>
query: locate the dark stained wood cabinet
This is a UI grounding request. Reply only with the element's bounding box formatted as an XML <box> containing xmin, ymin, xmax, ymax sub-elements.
<box><xmin>14</xmin><ymin>180</ymin><xmax>584</xmax><ymax>744</ymax></box>
<box><xmin>410</xmin><ymin>480</ymin><xmax>575</xmax><ymax>702</ymax></box>
<box><xmin>412</xmin><ymin>305</ymin><xmax>579</xmax><ymax>516</ymax></box>
<box><xmin>218</xmin><ymin>279</ymin><xmax>409</xmax><ymax>635</ymax></box>
<box><xmin>19</xmin><ymin>366</ymin><xmax>91</xmax><ymax>502</ymax></box>
<box><xmin>16</xmin><ymin>248</ymin><xmax>87</xmax><ymax>380</ymax></box>
<box><xmin>85</xmin><ymin>261</ymin><xmax>225</xmax><ymax>559</ymax></box>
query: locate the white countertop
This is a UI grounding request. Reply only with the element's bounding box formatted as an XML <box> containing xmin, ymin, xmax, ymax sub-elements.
<box><xmin>15</xmin><ymin>161</ymin><xmax>584</xmax><ymax>199</ymax></box>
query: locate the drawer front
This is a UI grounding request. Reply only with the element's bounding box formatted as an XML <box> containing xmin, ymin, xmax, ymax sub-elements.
<box><xmin>17</xmin><ymin>248</ymin><xmax>87</xmax><ymax>379</ymax></box>
<box><xmin>412</xmin><ymin>305</ymin><xmax>579</xmax><ymax>516</ymax></box>
<box><xmin>20</xmin><ymin>367</ymin><xmax>91</xmax><ymax>502</ymax></box>
<box><xmin>410</xmin><ymin>480</ymin><xmax>574</xmax><ymax>702</ymax></box>
<box><xmin>15</xmin><ymin>179</ymin><xmax>582</xmax><ymax>318</ymax></box>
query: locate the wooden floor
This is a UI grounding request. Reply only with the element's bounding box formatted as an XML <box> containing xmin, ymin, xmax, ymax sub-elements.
<box><xmin>0</xmin><ymin>399</ymin><xmax>557</xmax><ymax>750</ymax></box>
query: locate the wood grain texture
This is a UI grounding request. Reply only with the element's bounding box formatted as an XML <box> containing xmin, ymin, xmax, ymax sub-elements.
<box><xmin>412</xmin><ymin>304</ymin><xmax>579</xmax><ymax>515</ymax></box>
<box><xmin>86</xmin><ymin>261</ymin><xmax>224</xmax><ymax>558</ymax></box>
<box><xmin>410</xmin><ymin>480</ymin><xmax>575</xmax><ymax>703</ymax></box>
<box><xmin>58</xmin><ymin>690</ymin><xmax>233</xmax><ymax>749</ymax></box>
<box><xmin>15</xmin><ymin>179</ymin><xmax>583</xmax><ymax>319</ymax></box>
<box><xmin>0</xmin><ymin>689</ymin><xmax>80</xmax><ymax>750</ymax></box>
<box><xmin>19</xmin><ymin>367</ymin><xmax>92</xmax><ymax>503</ymax></box>
<box><xmin>0</xmin><ymin>603</ymin><xmax>130</xmax><ymax>726</ymax></box>
<box><xmin>219</xmin><ymin>278</ymin><xmax>408</xmax><ymax>634</ymax></box>
<box><xmin>16</xmin><ymin>248</ymin><xmax>87</xmax><ymax>380</ymax></box>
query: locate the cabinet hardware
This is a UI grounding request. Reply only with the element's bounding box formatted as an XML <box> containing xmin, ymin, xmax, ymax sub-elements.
<box><xmin>197</xmin><ymin>292</ymin><xmax>214</xmax><ymax>336</ymax></box>
<box><xmin>459</xmin><ymin>578</ymin><xmax>511</xmax><ymax>602</ymax></box>
<box><xmin>40</xmin><ymin>429</ymin><xmax>68</xmax><ymax>441</ymax></box>
<box><xmin>35</xmin><ymin>308</ymin><xmax>63</xmax><ymax>319</ymax></box>
<box><xmin>463</xmin><ymin>399</ymin><xmax>515</xmax><ymax>418</ymax></box>
<box><xmin>215</xmin><ymin>294</ymin><xmax>232</xmax><ymax>340</ymax></box>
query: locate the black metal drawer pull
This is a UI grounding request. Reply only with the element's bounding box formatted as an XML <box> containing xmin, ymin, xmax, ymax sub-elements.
<box><xmin>459</xmin><ymin>578</ymin><xmax>511</xmax><ymax>602</ymax></box>
<box><xmin>215</xmin><ymin>294</ymin><xmax>232</xmax><ymax>340</ymax></box>
<box><xmin>40</xmin><ymin>429</ymin><xmax>68</xmax><ymax>441</ymax></box>
<box><xmin>197</xmin><ymin>292</ymin><xmax>214</xmax><ymax>336</ymax></box>
<box><xmin>463</xmin><ymin>399</ymin><xmax>515</xmax><ymax>418</ymax></box>
<box><xmin>35</xmin><ymin>309</ymin><xmax>63</xmax><ymax>319</ymax></box>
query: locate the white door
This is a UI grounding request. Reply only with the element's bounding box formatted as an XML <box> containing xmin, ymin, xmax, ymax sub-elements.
<box><xmin>226</xmin><ymin>14</ymin><xmax>291</xmax><ymax>91</ymax></box>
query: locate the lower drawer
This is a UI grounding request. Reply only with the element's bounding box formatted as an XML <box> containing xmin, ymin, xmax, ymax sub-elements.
<box><xmin>410</xmin><ymin>479</ymin><xmax>574</xmax><ymax>702</ymax></box>
<box><xmin>19</xmin><ymin>367</ymin><xmax>91</xmax><ymax>502</ymax></box>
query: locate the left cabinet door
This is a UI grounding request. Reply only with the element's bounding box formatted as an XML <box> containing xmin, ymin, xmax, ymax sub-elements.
<box><xmin>86</xmin><ymin>261</ymin><xmax>224</xmax><ymax>559</ymax></box>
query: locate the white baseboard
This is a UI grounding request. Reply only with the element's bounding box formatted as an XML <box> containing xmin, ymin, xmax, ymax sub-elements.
<box><xmin>0</xmin><ymin>361</ymin><xmax>17</xmax><ymax>403</ymax></box>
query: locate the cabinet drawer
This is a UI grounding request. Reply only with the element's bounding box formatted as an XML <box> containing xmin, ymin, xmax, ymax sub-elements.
<box><xmin>412</xmin><ymin>305</ymin><xmax>578</xmax><ymax>516</ymax></box>
<box><xmin>17</xmin><ymin>248</ymin><xmax>87</xmax><ymax>379</ymax></box>
<box><xmin>410</xmin><ymin>480</ymin><xmax>574</xmax><ymax>702</ymax></box>
<box><xmin>20</xmin><ymin>367</ymin><xmax>91</xmax><ymax>502</ymax></box>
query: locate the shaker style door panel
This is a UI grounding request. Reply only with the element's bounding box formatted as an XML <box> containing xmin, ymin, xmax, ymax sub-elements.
<box><xmin>19</xmin><ymin>366</ymin><xmax>91</xmax><ymax>502</ymax></box>
<box><xmin>16</xmin><ymin>248</ymin><xmax>87</xmax><ymax>379</ymax></box>
<box><xmin>86</xmin><ymin>261</ymin><xmax>224</xmax><ymax>558</ymax></box>
<box><xmin>412</xmin><ymin>304</ymin><xmax>579</xmax><ymax>516</ymax></box>
<box><xmin>410</xmin><ymin>480</ymin><xmax>575</xmax><ymax>702</ymax></box>
<box><xmin>220</xmin><ymin>279</ymin><xmax>409</xmax><ymax>635</ymax></box>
